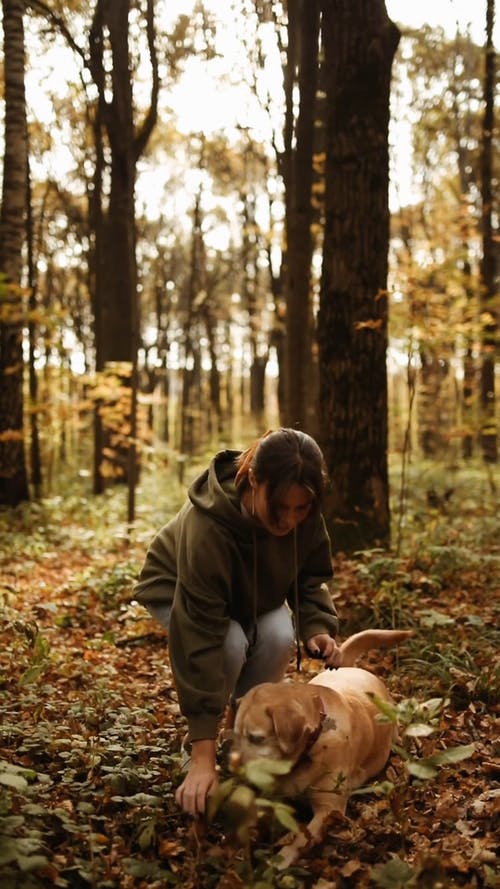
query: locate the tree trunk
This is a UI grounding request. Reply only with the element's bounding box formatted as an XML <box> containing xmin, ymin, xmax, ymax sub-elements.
<box><xmin>479</xmin><ymin>0</ymin><xmax>497</xmax><ymax>463</ymax></box>
<box><xmin>90</xmin><ymin>0</ymin><xmax>139</xmax><ymax>367</ymax></box>
<box><xmin>283</xmin><ymin>0</ymin><xmax>320</xmax><ymax>429</ymax></box>
<box><xmin>318</xmin><ymin>0</ymin><xmax>400</xmax><ymax>552</ymax></box>
<box><xmin>26</xmin><ymin>154</ymin><xmax>42</xmax><ymax>495</ymax></box>
<box><xmin>0</xmin><ymin>0</ymin><xmax>30</xmax><ymax>506</ymax></box>
<box><xmin>461</xmin><ymin>257</ymin><xmax>476</xmax><ymax>459</ymax></box>
<box><xmin>180</xmin><ymin>178</ymin><xmax>204</xmax><ymax>454</ymax></box>
<box><xmin>88</xmin><ymin>0</ymin><xmax>158</xmax><ymax>492</ymax></box>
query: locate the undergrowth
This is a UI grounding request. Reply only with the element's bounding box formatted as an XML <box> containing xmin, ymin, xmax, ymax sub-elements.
<box><xmin>0</xmin><ymin>457</ymin><xmax>498</xmax><ymax>888</ymax></box>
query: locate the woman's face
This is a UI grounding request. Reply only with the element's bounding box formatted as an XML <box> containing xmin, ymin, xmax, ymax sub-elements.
<box><xmin>252</xmin><ymin>480</ymin><xmax>314</xmax><ymax>536</ymax></box>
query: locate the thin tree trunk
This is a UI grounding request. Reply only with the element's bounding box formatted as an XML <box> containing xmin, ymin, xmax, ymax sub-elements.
<box><xmin>479</xmin><ymin>0</ymin><xmax>497</xmax><ymax>463</ymax></box>
<box><xmin>26</xmin><ymin>154</ymin><xmax>42</xmax><ymax>495</ymax></box>
<box><xmin>283</xmin><ymin>0</ymin><xmax>320</xmax><ymax>428</ymax></box>
<box><xmin>461</xmin><ymin>259</ymin><xmax>475</xmax><ymax>459</ymax></box>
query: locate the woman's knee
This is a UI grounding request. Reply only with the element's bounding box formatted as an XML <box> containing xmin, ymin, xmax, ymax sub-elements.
<box><xmin>144</xmin><ymin>603</ymin><xmax>171</xmax><ymax>630</ymax></box>
<box><xmin>257</xmin><ymin>605</ymin><xmax>295</xmax><ymax>654</ymax></box>
<box><xmin>223</xmin><ymin>620</ymin><xmax>249</xmax><ymax>691</ymax></box>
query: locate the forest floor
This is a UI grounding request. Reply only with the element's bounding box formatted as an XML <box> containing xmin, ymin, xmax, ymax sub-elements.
<box><xmin>0</xmin><ymin>463</ymin><xmax>499</xmax><ymax>888</ymax></box>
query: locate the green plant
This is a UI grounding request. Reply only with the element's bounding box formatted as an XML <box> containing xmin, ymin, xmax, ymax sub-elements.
<box><xmin>209</xmin><ymin>758</ymin><xmax>299</xmax><ymax>842</ymax></box>
<box><xmin>370</xmin><ymin>694</ymin><xmax>475</xmax><ymax>781</ymax></box>
<box><xmin>0</xmin><ymin>762</ymin><xmax>49</xmax><ymax>882</ymax></box>
<box><xmin>207</xmin><ymin>758</ymin><xmax>300</xmax><ymax>883</ymax></box>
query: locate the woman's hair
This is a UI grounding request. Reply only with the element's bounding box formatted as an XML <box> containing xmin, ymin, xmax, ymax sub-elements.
<box><xmin>235</xmin><ymin>428</ymin><xmax>329</xmax><ymax>519</ymax></box>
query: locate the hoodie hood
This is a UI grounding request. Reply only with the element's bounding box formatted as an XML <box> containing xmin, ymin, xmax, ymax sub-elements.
<box><xmin>188</xmin><ymin>449</ymin><xmax>256</xmax><ymax>539</ymax></box>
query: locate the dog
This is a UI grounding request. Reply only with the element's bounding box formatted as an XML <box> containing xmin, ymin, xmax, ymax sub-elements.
<box><xmin>230</xmin><ymin>629</ymin><xmax>413</xmax><ymax>868</ymax></box>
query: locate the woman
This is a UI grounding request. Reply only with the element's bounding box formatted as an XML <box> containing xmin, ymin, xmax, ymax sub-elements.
<box><xmin>134</xmin><ymin>428</ymin><xmax>340</xmax><ymax>817</ymax></box>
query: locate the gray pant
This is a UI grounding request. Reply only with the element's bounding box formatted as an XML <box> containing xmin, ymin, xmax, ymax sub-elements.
<box><xmin>145</xmin><ymin>602</ymin><xmax>295</xmax><ymax>700</ymax></box>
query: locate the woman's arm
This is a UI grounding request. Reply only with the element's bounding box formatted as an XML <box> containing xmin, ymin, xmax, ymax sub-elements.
<box><xmin>133</xmin><ymin>516</ymin><xmax>179</xmax><ymax>605</ymax></box>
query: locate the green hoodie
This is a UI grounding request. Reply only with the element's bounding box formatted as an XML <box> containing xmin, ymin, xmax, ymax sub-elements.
<box><xmin>134</xmin><ymin>449</ymin><xmax>338</xmax><ymax>740</ymax></box>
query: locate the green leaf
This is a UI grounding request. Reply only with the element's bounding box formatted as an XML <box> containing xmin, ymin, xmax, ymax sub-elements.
<box><xmin>406</xmin><ymin>743</ymin><xmax>475</xmax><ymax>781</ymax></box>
<box><xmin>351</xmin><ymin>780</ymin><xmax>395</xmax><ymax>797</ymax></box>
<box><xmin>406</xmin><ymin>756</ymin><xmax>438</xmax><ymax>781</ymax></box>
<box><xmin>18</xmin><ymin>663</ymin><xmax>46</xmax><ymax>685</ymax></box>
<box><xmin>420</xmin><ymin>698</ymin><xmax>446</xmax><ymax>719</ymax></box>
<box><xmin>418</xmin><ymin>609</ymin><xmax>455</xmax><ymax>627</ymax></box>
<box><xmin>123</xmin><ymin>858</ymin><xmax>178</xmax><ymax>882</ymax></box>
<box><xmin>392</xmin><ymin>742</ymin><xmax>410</xmax><ymax>761</ymax></box>
<box><xmin>483</xmin><ymin>864</ymin><xmax>499</xmax><ymax>887</ymax></box>
<box><xmin>0</xmin><ymin>816</ymin><xmax>25</xmax><ymax>832</ymax></box>
<box><xmin>16</xmin><ymin>852</ymin><xmax>49</xmax><ymax>872</ymax></box>
<box><xmin>207</xmin><ymin>776</ymin><xmax>237</xmax><ymax>819</ymax></box>
<box><xmin>269</xmin><ymin>801</ymin><xmax>299</xmax><ymax>833</ymax></box>
<box><xmin>0</xmin><ymin>773</ymin><xmax>29</xmax><ymax>790</ymax></box>
<box><xmin>406</xmin><ymin>760</ymin><xmax>438</xmax><ymax>780</ymax></box>
<box><xmin>371</xmin><ymin>855</ymin><xmax>417</xmax><ymax>887</ymax></box>
<box><xmin>0</xmin><ymin>837</ymin><xmax>18</xmax><ymax>866</ymax></box>
<box><xmin>55</xmin><ymin>614</ymin><xmax>73</xmax><ymax>628</ymax></box>
<box><xmin>33</xmin><ymin>634</ymin><xmax>50</xmax><ymax>661</ymax></box>
<box><xmin>136</xmin><ymin>816</ymin><xmax>157</xmax><ymax>850</ymax></box>
<box><xmin>368</xmin><ymin>694</ymin><xmax>399</xmax><ymax>723</ymax></box>
<box><xmin>21</xmin><ymin>804</ymin><xmax>46</xmax><ymax>816</ymax></box>
<box><xmin>244</xmin><ymin>757</ymin><xmax>293</xmax><ymax>792</ymax></box>
<box><xmin>116</xmin><ymin>792</ymin><xmax>163</xmax><ymax>806</ymax></box>
<box><xmin>227</xmin><ymin>783</ymin><xmax>256</xmax><ymax>812</ymax></box>
<box><xmin>404</xmin><ymin>723</ymin><xmax>438</xmax><ymax>738</ymax></box>
<box><xmin>429</xmin><ymin>743</ymin><xmax>476</xmax><ymax>766</ymax></box>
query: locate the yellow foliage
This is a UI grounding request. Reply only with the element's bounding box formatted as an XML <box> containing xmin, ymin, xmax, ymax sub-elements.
<box><xmin>312</xmin><ymin>151</ymin><xmax>326</xmax><ymax>175</ymax></box>
<box><xmin>354</xmin><ymin>319</ymin><xmax>383</xmax><ymax>331</ymax></box>
<box><xmin>99</xmin><ymin>461</ymin><xmax>125</xmax><ymax>479</ymax></box>
<box><xmin>0</xmin><ymin>429</ymin><xmax>24</xmax><ymax>443</ymax></box>
<box><xmin>480</xmin><ymin>311</ymin><xmax>496</xmax><ymax>325</ymax></box>
<box><xmin>3</xmin><ymin>362</ymin><xmax>23</xmax><ymax>376</ymax></box>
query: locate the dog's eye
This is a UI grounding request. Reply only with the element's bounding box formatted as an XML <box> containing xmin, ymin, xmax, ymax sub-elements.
<box><xmin>247</xmin><ymin>731</ymin><xmax>266</xmax><ymax>745</ymax></box>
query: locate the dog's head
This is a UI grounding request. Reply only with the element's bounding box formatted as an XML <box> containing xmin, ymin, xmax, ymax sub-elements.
<box><xmin>230</xmin><ymin>682</ymin><xmax>326</xmax><ymax>768</ymax></box>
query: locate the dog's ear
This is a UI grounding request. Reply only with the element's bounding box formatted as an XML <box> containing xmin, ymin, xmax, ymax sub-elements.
<box><xmin>269</xmin><ymin>693</ymin><xmax>325</xmax><ymax>758</ymax></box>
<box><xmin>269</xmin><ymin>703</ymin><xmax>307</xmax><ymax>756</ymax></box>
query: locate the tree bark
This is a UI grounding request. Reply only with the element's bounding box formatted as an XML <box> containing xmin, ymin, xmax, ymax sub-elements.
<box><xmin>283</xmin><ymin>0</ymin><xmax>321</xmax><ymax>429</ymax></box>
<box><xmin>479</xmin><ymin>0</ymin><xmax>497</xmax><ymax>463</ymax></box>
<box><xmin>88</xmin><ymin>0</ymin><xmax>159</xmax><ymax>491</ymax></box>
<box><xmin>26</xmin><ymin>155</ymin><xmax>42</xmax><ymax>495</ymax></box>
<box><xmin>0</xmin><ymin>0</ymin><xmax>30</xmax><ymax>506</ymax></box>
<box><xmin>318</xmin><ymin>0</ymin><xmax>400</xmax><ymax>551</ymax></box>
<box><xmin>91</xmin><ymin>0</ymin><xmax>136</xmax><ymax>366</ymax></box>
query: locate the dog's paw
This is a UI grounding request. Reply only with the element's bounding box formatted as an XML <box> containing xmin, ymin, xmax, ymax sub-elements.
<box><xmin>275</xmin><ymin>831</ymin><xmax>308</xmax><ymax>870</ymax></box>
<box><xmin>275</xmin><ymin>844</ymin><xmax>298</xmax><ymax>870</ymax></box>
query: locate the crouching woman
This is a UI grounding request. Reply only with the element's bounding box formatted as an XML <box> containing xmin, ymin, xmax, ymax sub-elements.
<box><xmin>134</xmin><ymin>428</ymin><xmax>340</xmax><ymax>817</ymax></box>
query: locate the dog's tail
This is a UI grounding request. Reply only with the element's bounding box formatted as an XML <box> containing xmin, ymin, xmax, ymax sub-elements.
<box><xmin>338</xmin><ymin>629</ymin><xmax>414</xmax><ymax>667</ymax></box>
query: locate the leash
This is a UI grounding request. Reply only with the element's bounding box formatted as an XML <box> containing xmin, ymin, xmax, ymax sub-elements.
<box><xmin>293</xmin><ymin>526</ymin><xmax>302</xmax><ymax>672</ymax></box>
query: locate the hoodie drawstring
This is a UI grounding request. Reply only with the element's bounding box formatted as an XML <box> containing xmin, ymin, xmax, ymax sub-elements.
<box><xmin>250</xmin><ymin>525</ymin><xmax>301</xmax><ymax>671</ymax></box>
<box><xmin>251</xmin><ymin>529</ymin><xmax>258</xmax><ymax>646</ymax></box>
<box><xmin>293</xmin><ymin>526</ymin><xmax>301</xmax><ymax>672</ymax></box>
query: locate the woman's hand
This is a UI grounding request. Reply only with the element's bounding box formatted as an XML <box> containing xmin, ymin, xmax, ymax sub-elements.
<box><xmin>307</xmin><ymin>633</ymin><xmax>343</xmax><ymax>668</ymax></box>
<box><xmin>175</xmin><ymin>739</ymin><xmax>219</xmax><ymax>816</ymax></box>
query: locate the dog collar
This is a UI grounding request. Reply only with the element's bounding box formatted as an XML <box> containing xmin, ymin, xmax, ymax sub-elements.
<box><xmin>306</xmin><ymin>713</ymin><xmax>337</xmax><ymax>753</ymax></box>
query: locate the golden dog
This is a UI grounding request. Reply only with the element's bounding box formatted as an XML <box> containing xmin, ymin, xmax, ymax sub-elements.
<box><xmin>230</xmin><ymin>629</ymin><xmax>413</xmax><ymax>868</ymax></box>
